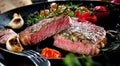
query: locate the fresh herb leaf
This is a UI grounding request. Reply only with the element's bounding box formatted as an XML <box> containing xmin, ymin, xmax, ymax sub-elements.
<box><xmin>68</xmin><ymin>11</ymin><xmax>76</xmax><ymax>17</ymax></box>
<box><xmin>63</xmin><ymin>53</ymin><xmax>101</xmax><ymax>66</ymax></box>
<box><xmin>26</xmin><ymin>11</ymin><xmax>42</xmax><ymax>26</ymax></box>
<box><xmin>63</xmin><ymin>53</ymin><xmax>82</xmax><ymax>66</ymax></box>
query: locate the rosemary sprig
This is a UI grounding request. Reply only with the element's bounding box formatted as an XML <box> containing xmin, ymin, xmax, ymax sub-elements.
<box><xmin>26</xmin><ymin>11</ymin><xmax>41</xmax><ymax>26</ymax></box>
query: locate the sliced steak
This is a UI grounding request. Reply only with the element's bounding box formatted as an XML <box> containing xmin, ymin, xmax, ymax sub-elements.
<box><xmin>19</xmin><ymin>16</ymin><xmax>70</xmax><ymax>46</ymax></box>
<box><xmin>0</xmin><ymin>29</ymin><xmax>17</xmax><ymax>44</ymax></box>
<box><xmin>54</xmin><ymin>21</ymin><xmax>107</xmax><ymax>55</ymax></box>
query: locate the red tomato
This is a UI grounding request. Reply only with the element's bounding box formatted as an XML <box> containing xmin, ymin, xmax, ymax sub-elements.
<box><xmin>83</xmin><ymin>12</ymin><xmax>97</xmax><ymax>23</ymax></box>
<box><xmin>41</xmin><ymin>47</ymin><xmax>62</xmax><ymax>59</ymax></box>
<box><xmin>74</xmin><ymin>10</ymin><xmax>83</xmax><ymax>20</ymax></box>
<box><xmin>111</xmin><ymin>0</ymin><xmax>120</xmax><ymax>4</ymax></box>
<box><xmin>74</xmin><ymin>10</ymin><xmax>97</xmax><ymax>23</ymax></box>
<box><xmin>93</xmin><ymin>6</ymin><xmax>107</xmax><ymax>11</ymax></box>
<box><xmin>93</xmin><ymin>6</ymin><xmax>110</xmax><ymax>18</ymax></box>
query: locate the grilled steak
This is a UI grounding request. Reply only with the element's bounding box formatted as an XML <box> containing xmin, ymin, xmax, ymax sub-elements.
<box><xmin>54</xmin><ymin>20</ymin><xmax>107</xmax><ymax>55</ymax></box>
<box><xmin>0</xmin><ymin>29</ymin><xmax>17</xmax><ymax>44</ymax></box>
<box><xmin>19</xmin><ymin>16</ymin><xmax>70</xmax><ymax>46</ymax></box>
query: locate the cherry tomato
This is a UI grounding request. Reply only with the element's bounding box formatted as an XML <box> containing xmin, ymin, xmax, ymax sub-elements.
<box><xmin>74</xmin><ymin>7</ymin><xmax>97</xmax><ymax>23</ymax></box>
<box><xmin>82</xmin><ymin>12</ymin><xmax>97</xmax><ymax>23</ymax></box>
<box><xmin>93</xmin><ymin>6</ymin><xmax>110</xmax><ymax>18</ymax></box>
<box><xmin>50</xmin><ymin>3</ymin><xmax>58</xmax><ymax>11</ymax></box>
<box><xmin>111</xmin><ymin>0</ymin><xmax>120</xmax><ymax>4</ymax></box>
<box><xmin>41</xmin><ymin>47</ymin><xmax>62</xmax><ymax>59</ymax></box>
<box><xmin>40</xmin><ymin>9</ymin><xmax>50</xmax><ymax>17</ymax></box>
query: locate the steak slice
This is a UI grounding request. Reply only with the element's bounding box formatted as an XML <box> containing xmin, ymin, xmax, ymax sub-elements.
<box><xmin>54</xmin><ymin>21</ymin><xmax>107</xmax><ymax>55</ymax></box>
<box><xmin>19</xmin><ymin>16</ymin><xmax>70</xmax><ymax>46</ymax></box>
<box><xmin>0</xmin><ymin>29</ymin><xmax>17</xmax><ymax>44</ymax></box>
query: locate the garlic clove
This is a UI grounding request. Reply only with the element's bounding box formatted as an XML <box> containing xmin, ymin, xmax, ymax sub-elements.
<box><xmin>7</xmin><ymin>13</ymin><xmax>24</xmax><ymax>29</ymax></box>
<box><xmin>6</xmin><ymin>35</ymin><xmax>24</xmax><ymax>52</ymax></box>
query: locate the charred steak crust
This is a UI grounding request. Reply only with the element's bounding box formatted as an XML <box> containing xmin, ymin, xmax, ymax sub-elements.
<box><xmin>54</xmin><ymin>21</ymin><xmax>107</xmax><ymax>55</ymax></box>
<box><xmin>19</xmin><ymin>16</ymin><xmax>70</xmax><ymax>46</ymax></box>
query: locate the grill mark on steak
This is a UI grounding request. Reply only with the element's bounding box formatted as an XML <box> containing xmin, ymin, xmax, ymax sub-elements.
<box><xmin>53</xmin><ymin>19</ymin><xmax>107</xmax><ymax>55</ymax></box>
<box><xmin>58</xmin><ymin>22</ymin><xmax>106</xmax><ymax>46</ymax></box>
<box><xmin>54</xmin><ymin>35</ymin><xmax>100</xmax><ymax>55</ymax></box>
<box><xmin>19</xmin><ymin>16</ymin><xmax>70</xmax><ymax>46</ymax></box>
